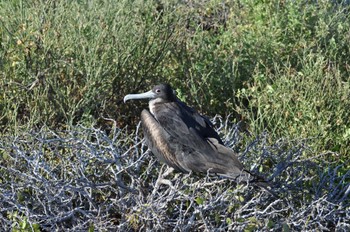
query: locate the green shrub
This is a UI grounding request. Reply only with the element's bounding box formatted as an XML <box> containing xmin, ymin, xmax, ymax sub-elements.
<box><xmin>237</xmin><ymin>54</ymin><xmax>350</xmax><ymax>156</ymax></box>
<box><xmin>1</xmin><ymin>0</ymin><xmax>349</xmax><ymax>157</ymax></box>
<box><xmin>0</xmin><ymin>0</ymin><xmax>178</xmax><ymax>130</ymax></box>
<box><xmin>234</xmin><ymin>1</ymin><xmax>350</xmax><ymax>157</ymax></box>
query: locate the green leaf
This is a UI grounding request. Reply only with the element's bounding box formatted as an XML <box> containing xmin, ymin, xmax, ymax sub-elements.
<box><xmin>195</xmin><ymin>197</ymin><xmax>204</xmax><ymax>205</ymax></box>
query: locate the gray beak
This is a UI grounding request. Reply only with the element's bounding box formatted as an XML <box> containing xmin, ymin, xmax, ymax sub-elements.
<box><xmin>123</xmin><ymin>90</ymin><xmax>156</xmax><ymax>103</ymax></box>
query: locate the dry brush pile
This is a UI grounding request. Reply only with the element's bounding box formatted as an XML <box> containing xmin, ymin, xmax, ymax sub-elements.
<box><xmin>0</xmin><ymin>118</ymin><xmax>349</xmax><ymax>231</ymax></box>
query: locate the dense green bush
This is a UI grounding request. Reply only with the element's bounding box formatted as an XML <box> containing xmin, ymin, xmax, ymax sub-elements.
<box><xmin>1</xmin><ymin>0</ymin><xmax>349</xmax><ymax>158</ymax></box>
<box><xmin>233</xmin><ymin>1</ymin><xmax>350</xmax><ymax>156</ymax></box>
<box><xmin>237</xmin><ymin>55</ymin><xmax>350</xmax><ymax>156</ymax></box>
<box><xmin>0</xmin><ymin>0</ymin><xmax>178</xmax><ymax>130</ymax></box>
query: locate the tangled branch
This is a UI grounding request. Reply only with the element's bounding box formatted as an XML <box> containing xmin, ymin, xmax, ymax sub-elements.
<box><xmin>0</xmin><ymin>120</ymin><xmax>348</xmax><ymax>231</ymax></box>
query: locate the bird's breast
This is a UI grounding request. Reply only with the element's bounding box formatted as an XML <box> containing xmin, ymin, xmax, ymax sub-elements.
<box><xmin>141</xmin><ymin>109</ymin><xmax>182</xmax><ymax>171</ymax></box>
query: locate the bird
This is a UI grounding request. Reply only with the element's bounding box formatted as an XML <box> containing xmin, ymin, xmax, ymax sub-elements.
<box><xmin>124</xmin><ymin>83</ymin><xmax>264</xmax><ymax>184</ymax></box>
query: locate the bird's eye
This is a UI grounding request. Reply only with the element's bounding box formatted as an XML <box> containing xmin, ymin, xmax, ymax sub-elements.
<box><xmin>155</xmin><ymin>89</ymin><xmax>161</xmax><ymax>93</ymax></box>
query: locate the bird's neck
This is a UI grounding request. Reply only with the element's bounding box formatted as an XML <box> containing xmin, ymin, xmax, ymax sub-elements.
<box><xmin>149</xmin><ymin>98</ymin><xmax>177</xmax><ymax>116</ymax></box>
<box><xmin>149</xmin><ymin>98</ymin><xmax>164</xmax><ymax>116</ymax></box>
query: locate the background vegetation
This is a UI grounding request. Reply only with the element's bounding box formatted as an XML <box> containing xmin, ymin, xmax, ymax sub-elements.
<box><xmin>1</xmin><ymin>0</ymin><xmax>349</xmax><ymax>155</ymax></box>
<box><xmin>0</xmin><ymin>0</ymin><xmax>349</xmax><ymax>230</ymax></box>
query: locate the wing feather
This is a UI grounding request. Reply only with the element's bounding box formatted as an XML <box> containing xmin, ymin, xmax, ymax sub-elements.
<box><xmin>153</xmin><ymin>101</ymin><xmax>215</xmax><ymax>152</ymax></box>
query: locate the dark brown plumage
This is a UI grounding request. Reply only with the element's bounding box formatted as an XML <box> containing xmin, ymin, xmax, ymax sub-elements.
<box><xmin>124</xmin><ymin>83</ymin><xmax>260</xmax><ymax>183</ymax></box>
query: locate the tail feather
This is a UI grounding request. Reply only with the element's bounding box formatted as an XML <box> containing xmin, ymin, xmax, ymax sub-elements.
<box><xmin>237</xmin><ymin>170</ymin><xmax>280</xmax><ymax>199</ymax></box>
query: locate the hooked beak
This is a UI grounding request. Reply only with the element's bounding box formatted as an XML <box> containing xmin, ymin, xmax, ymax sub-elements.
<box><xmin>123</xmin><ymin>90</ymin><xmax>156</xmax><ymax>103</ymax></box>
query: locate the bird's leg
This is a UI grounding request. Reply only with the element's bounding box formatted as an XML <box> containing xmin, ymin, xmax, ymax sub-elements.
<box><xmin>152</xmin><ymin>165</ymin><xmax>175</xmax><ymax>195</ymax></box>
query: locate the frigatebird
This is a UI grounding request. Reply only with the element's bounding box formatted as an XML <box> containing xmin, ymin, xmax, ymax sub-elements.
<box><xmin>124</xmin><ymin>83</ymin><xmax>261</xmax><ymax>183</ymax></box>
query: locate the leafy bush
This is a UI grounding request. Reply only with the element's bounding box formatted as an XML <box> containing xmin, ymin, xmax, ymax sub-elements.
<box><xmin>237</xmin><ymin>54</ymin><xmax>350</xmax><ymax>157</ymax></box>
<box><xmin>0</xmin><ymin>0</ymin><xmax>178</xmax><ymax>130</ymax></box>
<box><xmin>1</xmin><ymin>0</ymin><xmax>349</xmax><ymax>158</ymax></box>
<box><xmin>234</xmin><ymin>0</ymin><xmax>350</xmax><ymax>157</ymax></box>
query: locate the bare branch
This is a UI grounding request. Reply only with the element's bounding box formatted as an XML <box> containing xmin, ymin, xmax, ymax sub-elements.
<box><xmin>0</xmin><ymin>121</ymin><xmax>348</xmax><ymax>231</ymax></box>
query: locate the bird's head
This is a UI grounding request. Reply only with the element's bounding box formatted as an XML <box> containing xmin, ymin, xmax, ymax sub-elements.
<box><xmin>124</xmin><ymin>83</ymin><xmax>176</xmax><ymax>103</ymax></box>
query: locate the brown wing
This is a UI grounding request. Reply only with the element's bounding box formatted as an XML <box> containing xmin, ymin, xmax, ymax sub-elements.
<box><xmin>153</xmin><ymin>100</ymin><xmax>221</xmax><ymax>151</ymax></box>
